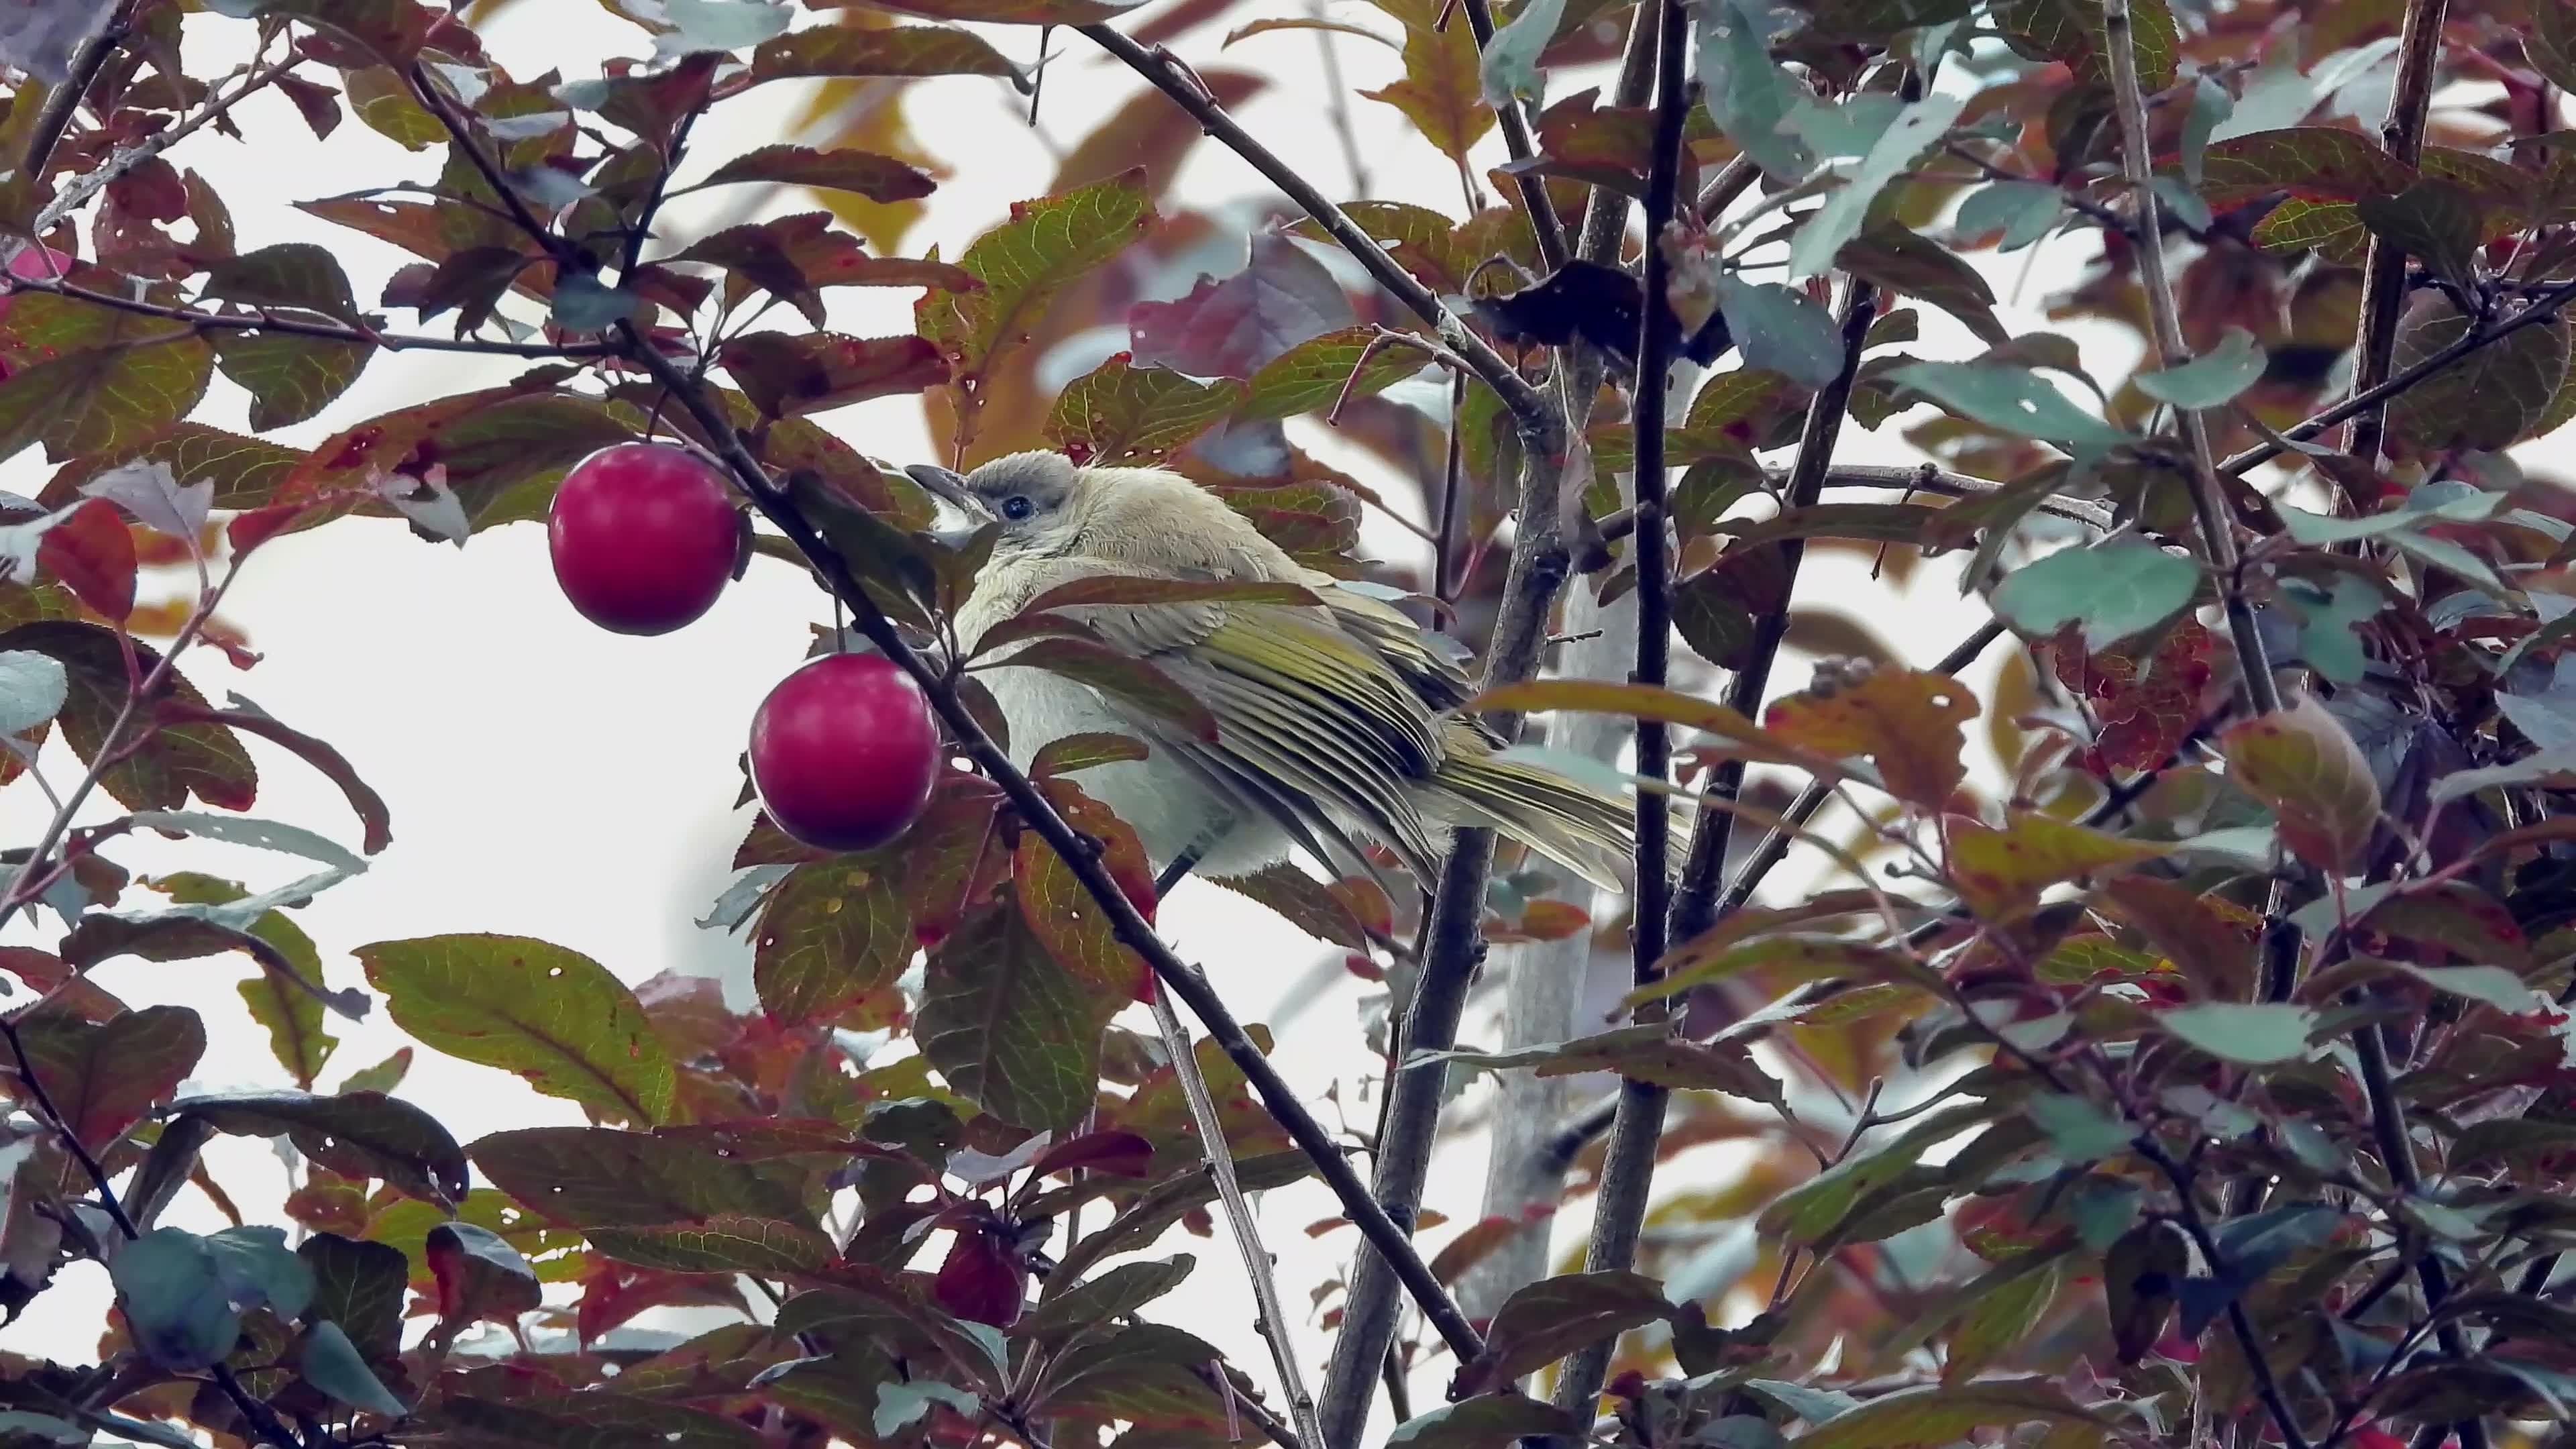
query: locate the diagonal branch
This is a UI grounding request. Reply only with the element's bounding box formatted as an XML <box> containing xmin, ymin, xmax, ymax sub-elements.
<box><xmin>1077</xmin><ymin>23</ymin><xmax>1552</xmax><ymax>431</ymax></box>
<box><xmin>0</xmin><ymin>274</ymin><xmax>619</xmax><ymax>359</ymax></box>
<box><xmin>2102</xmin><ymin>0</ymin><xmax>2280</xmax><ymax>718</ymax></box>
<box><xmin>20</xmin><ymin>0</ymin><xmax>142</xmax><ymax>199</ymax></box>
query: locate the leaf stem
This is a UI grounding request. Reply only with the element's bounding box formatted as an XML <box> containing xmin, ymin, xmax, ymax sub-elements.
<box><xmin>2101</xmin><ymin>0</ymin><xmax>2280</xmax><ymax>718</ymax></box>
<box><xmin>1146</xmin><ymin>989</ymin><xmax>1326</xmax><ymax>1449</ymax></box>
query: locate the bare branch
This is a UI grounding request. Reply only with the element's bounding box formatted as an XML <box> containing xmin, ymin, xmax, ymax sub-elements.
<box><xmin>2345</xmin><ymin>0</ymin><xmax>2453</xmax><ymax>464</ymax></box>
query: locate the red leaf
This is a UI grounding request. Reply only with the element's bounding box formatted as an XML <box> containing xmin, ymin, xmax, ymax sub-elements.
<box><xmin>932</xmin><ymin>1225</ymin><xmax>1028</xmax><ymax>1328</ymax></box>
<box><xmin>38</xmin><ymin>500</ymin><xmax>136</xmax><ymax>621</ymax></box>
<box><xmin>1030</xmin><ymin>1129</ymin><xmax>1154</xmax><ymax>1180</ymax></box>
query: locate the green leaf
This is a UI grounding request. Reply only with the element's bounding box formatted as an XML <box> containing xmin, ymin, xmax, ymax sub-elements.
<box><xmin>174</xmin><ymin>1089</ymin><xmax>470</xmax><ymax>1205</ymax></box>
<box><xmin>213</xmin><ymin>333</ymin><xmax>372</xmax><ymax>433</ymax></box>
<box><xmin>697</xmin><ymin>144</ymin><xmax>937</xmax><ymax>203</ymax></box>
<box><xmin>1236</xmin><ymin>325</ymin><xmax>1430</xmax><ymax>421</ymax></box>
<box><xmin>2355</xmin><ymin>180</ymin><xmax>2488</xmax><ymax>288</ymax></box>
<box><xmin>201</xmin><ymin>0</ymin><xmax>429</xmax><ymax>61</ymax></box>
<box><xmin>753</xmin><ymin>856</ymin><xmax>912</xmax><ymax>1027</ymax></box>
<box><xmin>2278</xmin><ymin>574</ymin><xmax>2382</xmax><ymax>685</ymax></box>
<box><xmin>1387</xmin><ymin>1395</ymin><xmax>1586</xmax><ymax>1447</ymax></box>
<box><xmin>2385</xmin><ymin>292</ymin><xmax>2571</xmax><ymax>453</ymax></box>
<box><xmin>199</xmin><ymin>244</ymin><xmax>360</xmax><ymax>321</ymax></box>
<box><xmin>10</xmin><ymin>1005</ymin><xmax>205</xmax><ymax>1146</ymax></box>
<box><xmin>2025</xmin><ymin>1093</ymin><xmax>2134</xmax><ymax>1162</ymax></box>
<box><xmin>1451</xmin><ymin>1271</ymin><xmax>1676</xmax><ymax>1397</ymax></box>
<box><xmin>1717</xmin><ymin>278</ymin><xmax>1845</xmax><ymax>388</ymax></box>
<box><xmin>150</xmin><ymin>874</ymin><xmax>337</xmax><ymax>1087</ymax></box>
<box><xmin>916</xmin><ymin>169</ymin><xmax>1152</xmax><ymax>399</ymax></box>
<box><xmin>661</xmin><ymin>0</ymin><xmax>792</xmax><ymax>52</ymax></box>
<box><xmin>874</xmin><ymin>1379</ymin><xmax>980</xmax><ymax>1438</ymax></box>
<box><xmin>111</xmin><ymin>1229</ymin><xmax>241</xmax><ymax>1371</ymax></box>
<box><xmin>1019</xmin><ymin>1255</ymin><xmax>1195</xmax><ymax>1348</ymax></box>
<box><xmin>1673</xmin><ymin>542</ymin><xmax>1792</xmax><ymax>669</ymax></box>
<box><xmin>1998</xmin><ymin>0</ymin><xmax>2178</xmax><ymax>89</ymax></box>
<box><xmin>2218</xmin><ymin>695</ymin><xmax>2381</xmax><ymax>872</ymax></box>
<box><xmin>832</xmin><ymin>0</ymin><xmax>1144</xmax><ymax>19</ymax></box>
<box><xmin>299</xmin><ymin>1233</ymin><xmax>409</xmax><ymax>1356</ymax></box>
<box><xmin>2155</xmin><ymin>1001</ymin><xmax>2318</xmax><ymax>1063</ymax></box>
<box><xmin>745</xmin><ymin>24</ymin><xmax>1017</xmax><ymax>83</ymax></box>
<box><xmin>418</xmin><ymin>1397</ymin><xmax>760</xmax><ymax>1449</ymax></box>
<box><xmin>299</xmin><ymin>1321</ymin><xmax>407</xmax><ymax>1417</ymax></box>
<box><xmin>1957</xmin><ymin>179</ymin><xmax>2064</xmax><ymax>251</ymax></box>
<box><xmin>1795</xmin><ymin>1379</ymin><xmax>2107</xmax><ymax>1449</ymax></box>
<box><xmin>203</xmin><ymin>1225</ymin><xmax>315</xmax><ymax>1320</ymax></box>
<box><xmin>2398</xmin><ymin>961</ymin><xmax>2542</xmax><ymax>1014</ymax></box>
<box><xmin>1479</xmin><ymin>0</ymin><xmax>1563</xmax><ymax>107</ymax></box>
<box><xmin>1758</xmin><ymin>1103</ymin><xmax>2000</xmax><ymax>1245</ymax></box>
<box><xmin>1043</xmin><ymin>358</ymin><xmax>1242</xmax><ymax>466</ymax></box>
<box><xmin>1420</xmin><ymin>1024</ymin><xmax>1781</xmax><ymax>1103</ymax></box>
<box><xmin>1362</xmin><ymin>0</ymin><xmax>1494</xmax><ymax>166</ymax></box>
<box><xmin>1835</xmin><ymin>225</ymin><xmax>2009</xmax><ymax>345</ymax></box>
<box><xmin>1990</xmin><ymin>540</ymin><xmax>2200</xmax><ymax>651</ymax></box>
<box><xmin>2135</xmin><ymin>327</ymin><xmax>2265</xmax><ymax>409</ymax></box>
<box><xmin>1790</xmin><ymin>93</ymin><xmax>1967</xmax><ymax>281</ymax></box>
<box><xmin>0</xmin><ymin>320</ymin><xmax>214</xmax><ymax>467</ymax></box>
<box><xmin>356</xmin><ymin>935</ymin><xmax>677</xmax><ymax>1126</ymax></box>
<box><xmin>1697</xmin><ymin>0</ymin><xmax>1808</xmax><ymax>177</ymax></box>
<box><xmin>918</xmin><ymin>901</ymin><xmax>1116</xmax><ymax>1131</ymax></box>
<box><xmin>1888</xmin><ymin>361</ymin><xmax>2129</xmax><ymax>446</ymax></box>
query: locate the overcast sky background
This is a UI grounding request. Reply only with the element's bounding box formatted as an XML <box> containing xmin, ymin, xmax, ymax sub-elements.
<box><xmin>0</xmin><ymin>0</ymin><xmax>2422</xmax><ymax>1435</ymax></box>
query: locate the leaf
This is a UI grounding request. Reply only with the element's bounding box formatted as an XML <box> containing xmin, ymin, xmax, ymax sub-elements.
<box><xmin>1758</xmin><ymin>1102</ymin><xmax>1999</xmax><ymax>1244</ymax></box>
<box><xmin>1389</xmin><ymin>1395</ymin><xmax>1586</xmax><ymax>1448</ymax></box>
<box><xmin>1236</xmin><ymin>325</ymin><xmax>1430</xmax><ymax>421</ymax></box>
<box><xmin>1362</xmin><ymin>0</ymin><xmax>1493</xmax><ymax>166</ymax></box>
<box><xmin>718</xmin><ymin>332</ymin><xmax>948</xmax><ymax>418</ymax></box>
<box><xmin>2218</xmin><ymin>695</ymin><xmax>2381</xmax><ymax>871</ymax></box>
<box><xmin>1632</xmin><ymin>932</ymin><xmax>1941</xmax><ymax>1008</ymax></box>
<box><xmin>1795</xmin><ymin>1379</ymin><xmax>2107</xmax><ymax>1449</ymax></box>
<box><xmin>1889</xmin><ymin>361</ymin><xmax>2129</xmax><ymax>446</ymax></box>
<box><xmin>1208</xmin><ymin>862</ymin><xmax>1373</xmax><ymax>949</ymax></box>
<box><xmin>815</xmin><ymin>0</ymin><xmax>1144</xmax><ymax>19</ymax></box>
<box><xmin>1762</xmin><ymin>664</ymin><xmax>1977</xmax><ymax>808</ymax></box>
<box><xmin>918</xmin><ymin>901</ymin><xmax>1114</xmax><ymax>1132</ymax></box>
<box><xmin>1790</xmin><ymin>93</ymin><xmax>1968</xmax><ymax>282</ymax></box>
<box><xmin>1674</xmin><ymin>541</ymin><xmax>1793</xmax><ymax>670</ymax></box>
<box><xmin>1947</xmin><ymin>812</ymin><xmax>2174</xmax><ymax>921</ymax></box>
<box><xmin>1697</xmin><ymin>0</ymin><xmax>1809</xmax><ymax>176</ymax></box>
<box><xmin>213</xmin><ymin>333</ymin><xmax>371</xmax><ymax>431</ymax></box>
<box><xmin>1421</xmin><ymin>1024</ymin><xmax>1782</xmax><ymax>1103</ymax></box>
<box><xmin>0</xmin><ymin>648</ymin><xmax>64</xmax><ymax>735</ymax></box>
<box><xmin>2025</xmin><ymin>1094</ymin><xmax>2134</xmax><ymax>1163</ymax></box>
<box><xmin>2106</xmin><ymin>1220</ymin><xmax>2190</xmax><ymax>1362</ymax></box>
<box><xmin>1466</xmin><ymin>680</ymin><xmax>1824</xmax><ymax>772</ymax></box>
<box><xmin>1020</xmin><ymin>1254</ymin><xmax>1195</xmax><ymax>1348</ymax></box>
<box><xmin>1998</xmin><ymin>0</ymin><xmax>2178</xmax><ymax>89</ymax></box>
<box><xmin>2136</xmin><ymin>327</ymin><xmax>2265</xmax><ymax>409</ymax></box>
<box><xmin>2355</xmin><ymin>180</ymin><xmax>2487</xmax><ymax>288</ymax></box>
<box><xmin>34</xmin><ymin>499</ymin><xmax>133</xmax><ymax>621</ymax></box>
<box><xmin>1717</xmin><ymin>277</ymin><xmax>1845</xmax><ymax>387</ymax></box>
<box><xmin>2053</xmin><ymin>619</ymin><xmax>2214</xmax><ymax>773</ymax></box>
<box><xmin>298</xmin><ymin>1233</ymin><xmax>408</xmax><ymax>1355</ymax></box>
<box><xmin>1128</xmin><ymin>232</ymin><xmax>1351</xmax><ymax>380</ymax></box>
<box><xmin>3</xmin><ymin>621</ymin><xmax>256</xmax><ymax>810</ymax></box>
<box><xmin>468</xmin><ymin>1126</ymin><xmax>816</xmax><ymax>1232</ymax></box>
<box><xmin>299</xmin><ymin>1321</ymin><xmax>407</xmax><ymax>1417</ymax></box>
<box><xmin>356</xmin><ymin>935</ymin><xmax>676</xmax><ymax>1127</ymax></box>
<box><xmin>916</xmin><ymin>169</ymin><xmax>1152</xmax><ymax>424</ymax></box>
<box><xmin>148</xmin><ymin>874</ymin><xmax>337</xmax><ymax>1087</ymax></box>
<box><xmin>2385</xmin><ymin>292</ymin><xmax>2570</xmax><ymax>453</ymax></box>
<box><xmin>697</xmin><ymin>144</ymin><xmax>937</xmax><ymax>203</ymax></box>
<box><xmin>175</xmin><ymin>1089</ymin><xmax>468</xmax><ymax>1204</ymax></box>
<box><xmin>1015</xmin><ymin>819</ymin><xmax>1152</xmax><ymax>1010</ymax></box>
<box><xmin>1450</xmin><ymin>1271</ymin><xmax>1672</xmax><ymax>1396</ymax></box>
<box><xmin>1479</xmin><ymin>0</ymin><xmax>1563</xmax><ymax>107</ymax></box>
<box><xmin>746</xmin><ymin>24</ymin><xmax>1017</xmax><ymax>81</ymax></box>
<box><xmin>753</xmin><ymin>856</ymin><xmax>910</xmax><ymax>1027</ymax></box>
<box><xmin>1042</xmin><ymin>354</ymin><xmax>1244</xmax><ymax>465</ymax></box>
<box><xmin>1836</xmin><ymin>225</ymin><xmax>2010</xmax><ymax>345</ymax></box>
<box><xmin>111</xmin><ymin>1229</ymin><xmax>242</xmax><ymax>1371</ymax></box>
<box><xmin>9</xmin><ymin>1005</ymin><xmax>205</xmax><ymax>1146</ymax></box>
<box><xmin>1990</xmin><ymin>540</ymin><xmax>2201</xmax><ymax>651</ymax></box>
<box><xmin>2534</xmin><ymin>1</ymin><xmax>2576</xmax><ymax>93</ymax></box>
<box><xmin>2155</xmin><ymin>1000</ymin><xmax>2317</xmax><ymax>1063</ymax></box>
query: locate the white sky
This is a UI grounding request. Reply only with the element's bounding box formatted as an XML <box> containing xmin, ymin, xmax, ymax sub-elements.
<box><xmin>0</xmin><ymin>0</ymin><xmax>2331</xmax><ymax>1438</ymax></box>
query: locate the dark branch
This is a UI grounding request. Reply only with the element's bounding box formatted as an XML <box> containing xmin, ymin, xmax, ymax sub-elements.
<box><xmin>1457</xmin><ymin>0</ymin><xmax>1570</xmax><ymax>270</ymax></box>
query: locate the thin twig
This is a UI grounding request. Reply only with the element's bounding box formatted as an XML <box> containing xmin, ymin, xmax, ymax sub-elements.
<box><xmin>32</xmin><ymin>46</ymin><xmax>297</xmax><ymax>237</ymax></box>
<box><xmin>0</xmin><ymin>275</ymin><xmax>617</xmax><ymax>359</ymax></box>
<box><xmin>2135</xmin><ymin>1140</ymin><xmax>2316</xmax><ymax>1449</ymax></box>
<box><xmin>2345</xmin><ymin>0</ymin><xmax>2453</xmax><ymax>464</ymax></box>
<box><xmin>1587</xmin><ymin>463</ymin><xmax>2118</xmax><ymax>548</ymax></box>
<box><xmin>1147</xmin><ymin>990</ymin><xmax>1326</xmax><ymax>1449</ymax></box>
<box><xmin>1077</xmin><ymin>23</ymin><xmax>1552</xmax><ymax>431</ymax></box>
<box><xmin>1456</xmin><ymin>0</ymin><xmax>1570</xmax><ymax>270</ymax></box>
<box><xmin>2220</xmin><ymin>276</ymin><xmax>2576</xmax><ymax>477</ymax></box>
<box><xmin>2102</xmin><ymin>0</ymin><xmax>2280</xmax><ymax>718</ymax></box>
<box><xmin>1693</xmin><ymin>154</ymin><xmax>1759</xmax><ymax>224</ymax></box>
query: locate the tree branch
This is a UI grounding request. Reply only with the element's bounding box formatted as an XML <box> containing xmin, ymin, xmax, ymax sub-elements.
<box><xmin>2218</xmin><ymin>274</ymin><xmax>2576</xmax><ymax>478</ymax></box>
<box><xmin>1549</xmin><ymin>1</ymin><xmax>1694</xmax><ymax>1426</ymax></box>
<box><xmin>2345</xmin><ymin>0</ymin><xmax>2453</xmax><ymax>464</ymax></box>
<box><xmin>2103</xmin><ymin>0</ymin><xmax>2280</xmax><ymax>718</ymax></box>
<box><xmin>20</xmin><ymin>0</ymin><xmax>141</xmax><ymax>202</ymax></box>
<box><xmin>1456</xmin><ymin>0</ymin><xmax>1570</xmax><ymax>271</ymax></box>
<box><xmin>33</xmin><ymin>44</ymin><xmax>297</xmax><ymax>237</ymax></box>
<box><xmin>1077</xmin><ymin>23</ymin><xmax>1552</xmax><ymax>431</ymax></box>
<box><xmin>0</xmin><ymin>274</ymin><xmax>617</xmax><ymax>359</ymax></box>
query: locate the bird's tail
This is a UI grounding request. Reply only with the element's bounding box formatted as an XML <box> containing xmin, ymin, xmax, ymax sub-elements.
<box><xmin>1426</xmin><ymin>734</ymin><xmax>1638</xmax><ymax>893</ymax></box>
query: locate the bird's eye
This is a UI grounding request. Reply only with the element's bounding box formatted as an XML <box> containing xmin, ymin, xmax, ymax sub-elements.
<box><xmin>1001</xmin><ymin>494</ymin><xmax>1034</xmax><ymax>521</ymax></box>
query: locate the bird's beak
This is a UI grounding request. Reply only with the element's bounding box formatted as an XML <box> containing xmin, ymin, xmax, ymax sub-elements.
<box><xmin>904</xmin><ymin>463</ymin><xmax>990</xmax><ymax>549</ymax></box>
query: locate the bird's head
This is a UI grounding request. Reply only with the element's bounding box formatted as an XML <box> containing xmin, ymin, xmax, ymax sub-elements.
<box><xmin>906</xmin><ymin>451</ymin><xmax>1248</xmax><ymax>565</ymax></box>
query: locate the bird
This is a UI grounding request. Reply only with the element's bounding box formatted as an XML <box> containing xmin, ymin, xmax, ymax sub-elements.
<box><xmin>904</xmin><ymin>451</ymin><xmax>1635</xmax><ymax>896</ymax></box>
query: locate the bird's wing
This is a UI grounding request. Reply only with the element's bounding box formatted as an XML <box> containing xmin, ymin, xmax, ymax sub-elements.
<box><xmin>1316</xmin><ymin>581</ymin><xmax>1476</xmax><ymax>714</ymax></box>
